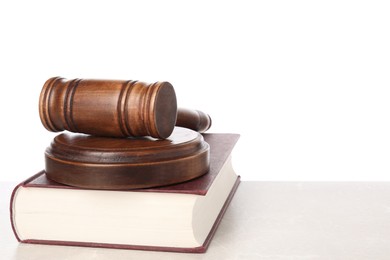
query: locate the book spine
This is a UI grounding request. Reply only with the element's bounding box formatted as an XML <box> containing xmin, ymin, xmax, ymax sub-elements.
<box><xmin>10</xmin><ymin>183</ymin><xmax>23</xmax><ymax>242</ymax></box>
<box><xmin>9</xmin><ymin>172</ymin><xmax>46</xmax><ymax>242</ymax></box>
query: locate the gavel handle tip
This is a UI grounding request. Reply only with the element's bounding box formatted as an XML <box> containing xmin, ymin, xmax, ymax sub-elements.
<box><xmin>176</xmin><ymin>108</ymin><xmax>212</xmax><ymax>133</ymax></box>
<box><xmin>196</xmin><ymin>110</ymin><xmax>212</xmax><ymax>133</ymax></box>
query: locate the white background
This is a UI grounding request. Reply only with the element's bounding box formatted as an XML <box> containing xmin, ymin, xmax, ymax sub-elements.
<box><xmin>1</xmin><ymin>0</ymin><xmax>390</xmax><ymax>182</ymax></box>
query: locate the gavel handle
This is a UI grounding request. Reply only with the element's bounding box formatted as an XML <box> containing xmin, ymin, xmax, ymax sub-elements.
<box><xmin>176</xmin><ymin>108</ymin><xmax>212</xmax><ymax>133</ymax></box>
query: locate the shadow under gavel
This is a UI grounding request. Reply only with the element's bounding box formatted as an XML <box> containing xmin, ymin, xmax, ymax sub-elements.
<box><xmin>39</xmin><ymin>77</ymin><xmax>211</xmax><ymax>139</ymax></box>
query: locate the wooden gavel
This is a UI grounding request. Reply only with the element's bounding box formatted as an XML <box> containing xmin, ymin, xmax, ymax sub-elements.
<box><xmin>39</xmin><ymin>77</ymin><xmax>211</xmax><ymax>139</ymax></box>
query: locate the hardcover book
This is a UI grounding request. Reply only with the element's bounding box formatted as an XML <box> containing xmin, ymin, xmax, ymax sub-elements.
<box><xmin>10</xmin><ymin>133</ymin><xmax>240</xmax><ymax>253</ymax></box>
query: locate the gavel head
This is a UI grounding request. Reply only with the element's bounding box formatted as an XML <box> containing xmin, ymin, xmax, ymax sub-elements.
<box><xmin>39</xmin><ymin>77</ymin><xmax>178</xmax><ymax>139</ymax></box>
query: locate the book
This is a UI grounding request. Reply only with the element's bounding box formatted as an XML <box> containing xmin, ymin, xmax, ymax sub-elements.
<box><xmin>10</xmin><ymin>133</ymin><xmax>240</xmax><ymax>253</ymax></box>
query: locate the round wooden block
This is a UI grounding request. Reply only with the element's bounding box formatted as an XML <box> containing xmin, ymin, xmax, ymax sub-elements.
<box><xmin>44</xmin><ymin>127</ymin><xmax>210</xmax><ymax>190</ymax></box>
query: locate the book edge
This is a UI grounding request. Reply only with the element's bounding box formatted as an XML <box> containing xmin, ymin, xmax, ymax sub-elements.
<box><xmin>10</xmin><ymin>171</ymin><xmax>51</xmax><ymax>242</ymax></box>
<box><xmin>17</xmin><ymin>176</ymin><xmax>241</xmax><ymax>253</ymax></box>
<box><xmin>197</xmin><ymin>175</ymin><xmax>241</xmax><ymax>252</ymax></box>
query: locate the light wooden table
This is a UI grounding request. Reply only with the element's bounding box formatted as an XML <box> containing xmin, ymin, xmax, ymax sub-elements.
<box><xmin>2</xmin><ymin>181</ymin><xmax>390</xmax><ymax>259</ymax></box>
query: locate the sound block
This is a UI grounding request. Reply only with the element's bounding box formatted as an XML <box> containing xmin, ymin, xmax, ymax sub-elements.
<box><xmin>44</xmin><ymin>127</ymin><xmax>210</xmax><ymax>190</ymax></box>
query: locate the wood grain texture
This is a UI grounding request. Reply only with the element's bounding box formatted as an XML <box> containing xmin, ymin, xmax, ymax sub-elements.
<box><xmin>39</xmin><ymin>77</ymin><xmax>177</xmax><ymax>139</ymax></box>
<box><xmin>39</xmin><ymin>77</ymin><xmax>212</xmax><ymax>139</ymax></box>
<box><xmin>44</xmin><ymin>127</ymin><xmax>210</xmax><ymax>189</ymax></box>
<box><xmin>176</xmin><ymin>108</ymin><xmax>212</xmax><ymax>133</ymax></box>
<box><xmin>24</xmin><ymin>132</ymin><xmax>240</xmax><ymax>194</ymax></box>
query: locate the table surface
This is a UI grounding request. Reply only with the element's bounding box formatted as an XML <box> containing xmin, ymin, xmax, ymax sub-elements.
<box><xmin>2</xmin><ymin>181</ymin><xmax>390</xmax><ymax>260</ymax></box>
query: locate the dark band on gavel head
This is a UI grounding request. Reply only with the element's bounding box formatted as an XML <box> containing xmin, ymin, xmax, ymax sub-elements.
<box><xmin>39</xmin><ymin>77</ymin><xmax>211</xmax><ymax>139</ymax></box>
